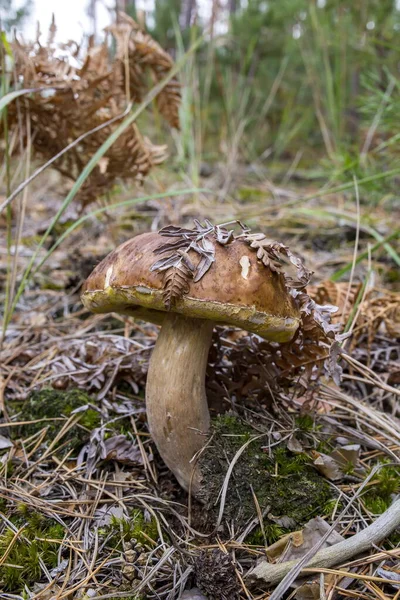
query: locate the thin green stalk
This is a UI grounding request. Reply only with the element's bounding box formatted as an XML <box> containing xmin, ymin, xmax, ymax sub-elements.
<box><xmin>330</xmin><ymin>229</ymin><xmax>399</xmax><ymax>281</ymax></box>
<box><xmin>33</xmin><ymin>188</ymin><xmax>207</xmax><ymax>276</ymax></box>
<box><xmin>343</xmin><ymin>273</ymin><xmax>369</xmax><ymax>334</ymax></box>
<box><xmin>0</xmin><ymin>87</ymin><xmax>55</xmax><ymax>114</ymax></box>
<box><xmin>309</xmin><ymin>4</ymin><xmax>338</xmax><ymax>149</ymax></box>
<box><xmin>1</xmin><ymin>36</ymin><xmax>12</xmax><ymax>346</ymax></box>
<box><xmin>265</xmin><ymin>167</ymin><xmax>400</xmax><ymax>211</ymax></box>
<box><xmin>295</xmin><ymin>207</ymin><xmax>400</xmax><ymax>267</ymax></box>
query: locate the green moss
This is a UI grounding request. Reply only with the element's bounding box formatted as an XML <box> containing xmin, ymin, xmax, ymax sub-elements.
<box><xmin>13</xmin><ymin>388</ymin><xmax>101</xmax><ymax>455</ymax></box>
<box><xmin>315</xmin><ymin>439</ymin><xmax>333</xmax><ymax>454</ymax></box>
<box><xmin>103</xmin><ymin>509</ymin><xmax>159</xmax><ymax>552</ymax></box>
<box><xmin>199</xmin><ymin>416</ymin><xmax>334</xmax><ymax>542</ymax></box>
<box><xmin>363</xmin><ymin>463</ymin><xmax>400</xmax><ymax>514</ymax></box>
<box><xmin>215</xmin><ymin>414</ymin><xmax>253</xmax><ymax>438</ymax></box>
<box><xmin>295</xmin><ymin>414</ymin><xmax>318</xmax><ymax>432</ymax></box>
<box><xmin>386</xmin><ymin>531</ymin><xmax>400</xmax><ymax>548</ymax></box>
<box><xmin>247</xmin><ymin>523</ymin><xmax>286</xmax><ymax>546</ymax></box>
<box><xmin>323</xmin><ymin>497</ymin><xmax>342</xmax><ymax>516</ymax></box>
<box><xmin>342</xmin><ymin>461</ymin><xmax>356</xmax><ymax>476</ymax></box>
<box><xmin>384</xmin><ymin>267</ymin><xmax>400</xmax><ymax>284</ymax></box>
<box><xmin>0</xmin><ymin>506</ymin><xmax>65</xmax><ymax>592</ymax></box>
<box><xmin>1</xmin><ymin>460</ymin><xmax>14</xmax><ymax>477</ymax></box>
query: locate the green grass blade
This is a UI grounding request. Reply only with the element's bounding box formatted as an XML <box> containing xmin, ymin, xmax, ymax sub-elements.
<box><xmin>296</xmin><ymin>207</ymin><xmax>400</xmax><ymax>268</ymax></box>
<box><xmin>34</xmin><ymin>187</ymin><xmax>208</xmax><ymax>276</ymax></box>
<box><xmin>343</xmin><ymin>275</ymin><xmax>369</xmax><ymax>334</ymax></box>
<box><xmin>0</xmin><ymin>88</ymin><xmax>49</xmax><ymax>114</ymax></box>
<box><xmin>274</xmin><ymin>167</ymin><xmax>400</xmax><ymax>210</ymax></box>
<box><xmin>330</xmin><ymin>229</ymin><xmax>400</xmax><ymax>281</ymax></box>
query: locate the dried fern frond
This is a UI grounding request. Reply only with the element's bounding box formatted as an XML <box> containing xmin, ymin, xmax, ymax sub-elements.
<box><xmin>162</xmin><ymin>263</ymin><xmax>193</xmax><ymax>310</ymax></box>
<box><xmin>353</xmin><ymin>289</ymin><xmax>400</xmax><ymax>344</ymax></box>
<box><xmin>308</xmin><ymin>280</ymin><xmax>362</xmax><ymax>326</ymax></box>
<box><xmin>308</xmin><ymin>282</ymin><xmax>400</xmax><ymax>342</ymax></box>
<box><xmin>1</xmin><ymin>14</ymin><xmax>179</xmax><ymax>207</ymax></box>
<box><xmin>106</xmin><ymin>13</ymin><xmax>181</xmax><ymax>128</ymax></box>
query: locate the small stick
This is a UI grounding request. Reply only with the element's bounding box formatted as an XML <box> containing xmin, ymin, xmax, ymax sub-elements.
<box><xmin>247</xmin><ymin>499</ymin><xmax>400</xmax><ymax>588</ymax></box>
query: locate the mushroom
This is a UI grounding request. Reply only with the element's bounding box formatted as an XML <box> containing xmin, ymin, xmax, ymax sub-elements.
<box><xmin>81</xmin><ymin>229</ymin><xmax>300</xmax><ymax>495</ymax></box>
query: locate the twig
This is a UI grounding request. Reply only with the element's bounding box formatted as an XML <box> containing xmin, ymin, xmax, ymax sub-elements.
<box><xmin>247</xmin><ymin>498</ymin><xmax>400</xmax><ymax>589</ymax></box>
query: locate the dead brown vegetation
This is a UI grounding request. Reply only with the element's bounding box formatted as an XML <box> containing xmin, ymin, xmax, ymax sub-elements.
<box><xmin>1</xmin><ymin>13</ymin><xmax>180</xmax><ymax>207</ymax></box>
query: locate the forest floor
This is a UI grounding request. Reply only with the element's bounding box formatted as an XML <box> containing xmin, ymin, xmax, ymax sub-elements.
<box><xmin>0</xmin><ymin>163</ymin><xmax>400</xmax><ymax>599</ymax></box>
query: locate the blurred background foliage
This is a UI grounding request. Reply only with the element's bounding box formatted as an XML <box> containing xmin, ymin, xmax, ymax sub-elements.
<box><xmin>133</xmin><ymin>0</ymin><xmax>400</xmax><ymax>200</ymax></box>
<box><xmin>0</xmin><ymin>0</ymin><xmax>32</xmax><ymax>31</ymax></box>
<box><xmin>3</xmin><ymin>0</ymin><xmax>400</xmax><ymax>201</ymax></box>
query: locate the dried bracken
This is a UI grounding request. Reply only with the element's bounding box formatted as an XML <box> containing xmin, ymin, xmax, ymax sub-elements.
<box><xmin>209</xmin><ymin>285</ymin><xmax>398</xmax><ymax>402</ymax></box>
<box><xmin>150</xmin><ymin>219</ymin><xmax>315</xmax><ymax>310</ymax></box>
<box><xmin>150</xmin><ymin>220</ymin><xmax>220</xmax><ymax>308</ymax></box>
<box><xmin>107</xmin><ymin>13</ymin><xmax>181</xmax><ymax>128</ymax></box>
<box><xmin>1</xmin><ymin>14</ymin><xmax>180</xmax><ymax>207</ymax></box>
<box><xmin>243</xmin><ymin>232</ymin><xmax>313</xmax><ymax>289</ymax></box>
<box><xmin>351</xmin><ymin>288</ymin><xmax>400</xmax><ymax>344</ymax></box>
<box><xmin>308</xmin><ymin>280</ymin><xmax>400</xmax><ymax>345</ymax></box>
<box><xmin>307</xmin><ymin>280</ymin><xmax>362</xmax><ymax>325</ymax></box>
<box><xmin>161</xmin><ymin>263</ymin><xmax>194</xmax><ymax>310</ymax></box>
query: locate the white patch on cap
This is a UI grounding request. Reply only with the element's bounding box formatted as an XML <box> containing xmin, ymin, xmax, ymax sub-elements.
<box><xmin>239</xmin><ymin>255</ymin><xmax>251</xmax><ymax>279</ymax></box>
<box><xmin>104</xmin><ymin>266</ymin><xmax>113</xmax><ymax>289</ymax></box>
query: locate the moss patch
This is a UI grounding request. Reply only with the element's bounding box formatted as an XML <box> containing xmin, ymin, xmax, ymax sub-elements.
<box><xmin>198</xmin><ymin>416</ymin><xmax>333</xmax><ymax>542</ymax></box>
<box><xmin>363</xmin><ymin>462</ymin><xmax>400</xmax><ymax>514</ymax></box>
<box><xmin>13</xmin><ymin>388</ymin><xmax>101</xmax><ymax>455</ymax></box>
<box><xmin>101</xmin><ymin>508</ymin><xmax>159</xmax><ymax>551</ymax></box>
<box><xmin>0</xmin><ymin>504</ymin><xmax>65</xmax><ymax>592</ymax></box>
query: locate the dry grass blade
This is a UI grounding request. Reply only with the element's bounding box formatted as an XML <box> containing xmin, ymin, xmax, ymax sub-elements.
<box><xmin>107</xmin><ymin>13</ymin><xmax>181</xmax><ymax>129</ymax></box>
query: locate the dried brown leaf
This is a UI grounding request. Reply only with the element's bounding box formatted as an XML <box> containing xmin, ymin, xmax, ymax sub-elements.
<box><xmin>101</xmin><ymin>434</ymin><xmax>143</xmax><ymax>465</ymax></box>
<box><xmin>265</xmin><ymin>516</ymin><xmax>344</xmax><ymax>563</ymax></box>
<box><xmin>330</xmin><ymin>444</ymin><xmax>361</xmax><ymax>469</ymax></box>
<box><xmin>312</xmin><ymin>452</ymin><xmax>343</xmax><ymax>481</ymax></box>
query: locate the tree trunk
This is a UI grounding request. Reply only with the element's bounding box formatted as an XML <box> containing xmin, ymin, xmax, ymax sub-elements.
<box><xmin>228</xmin><ymin>0</ymin><xmax>237</xmax><ymax>16</ymax></box>
<box><xmin>180</xmin><ymin>0</ymin><xmax>196</xmax><ymax>28</ymax></box>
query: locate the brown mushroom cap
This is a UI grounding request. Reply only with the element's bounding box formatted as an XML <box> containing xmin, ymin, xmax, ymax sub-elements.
<box><xmin>81</xmin><ymin>232</ymin><xmax>300</xmax><ymax>341</ymax></box>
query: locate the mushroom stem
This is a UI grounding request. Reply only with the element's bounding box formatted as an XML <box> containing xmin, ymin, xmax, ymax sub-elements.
<box><xmin>146</xmin><ymin>313</ymin><xmax>214</xmax><ymax>494</ymax></box>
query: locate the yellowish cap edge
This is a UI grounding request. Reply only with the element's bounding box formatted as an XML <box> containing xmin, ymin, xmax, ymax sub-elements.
<box><xmin>81</xmin><ymin>284</ymin><xmax>300</xmax><ymax>343</ymax></box>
